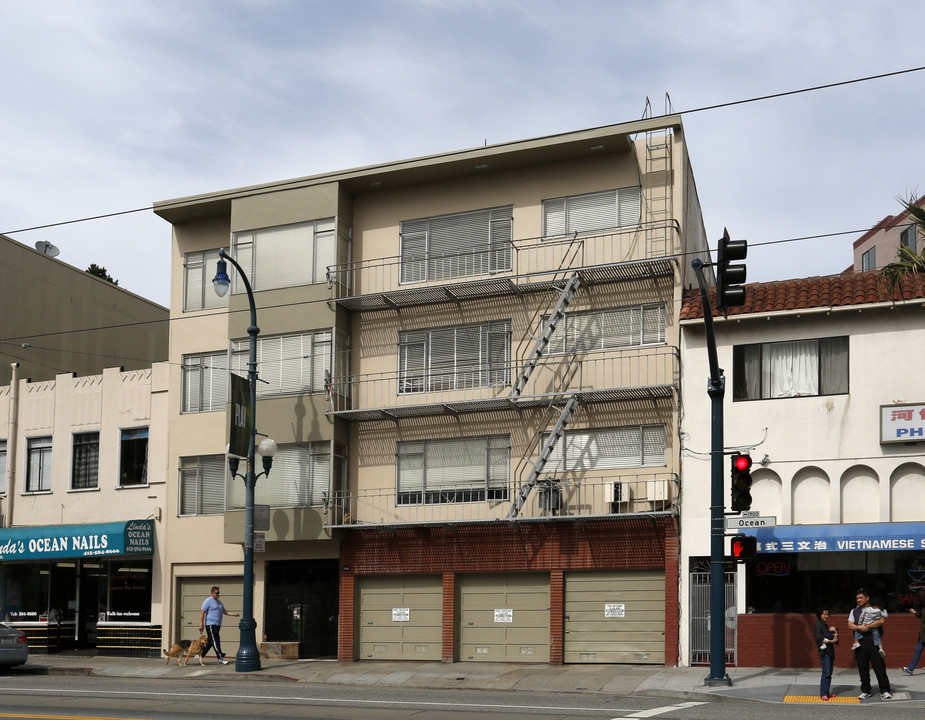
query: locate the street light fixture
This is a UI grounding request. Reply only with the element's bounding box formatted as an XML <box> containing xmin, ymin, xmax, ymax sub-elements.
<box><xmin>213</xmin><ymin>247</ymin><xmax>275</xmax><ymax>673</ymax></box>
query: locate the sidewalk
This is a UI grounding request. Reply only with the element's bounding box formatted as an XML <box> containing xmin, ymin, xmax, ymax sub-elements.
<box><xmin>17</xmin><ymin>654</ymin><xmax>925</xmax><ymax>706</ymax></box>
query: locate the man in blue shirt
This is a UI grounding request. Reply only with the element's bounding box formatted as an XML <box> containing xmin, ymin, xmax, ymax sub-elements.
<box><xmin>199</xmin><ymin>586</ymin><xmax>239</xmax><ymax>665</ymax></box>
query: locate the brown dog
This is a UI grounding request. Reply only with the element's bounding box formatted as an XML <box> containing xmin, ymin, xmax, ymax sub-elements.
<box><xmin>164</xmin><ymin>635</ymin><xmax>208</xmax><ymax>666</ymax></box>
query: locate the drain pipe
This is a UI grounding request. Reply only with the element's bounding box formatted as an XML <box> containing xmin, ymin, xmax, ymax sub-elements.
<box><xmin>4</xmin><ymin>363</ymin><xmax>20</xmax><ymax>528</ymax></box>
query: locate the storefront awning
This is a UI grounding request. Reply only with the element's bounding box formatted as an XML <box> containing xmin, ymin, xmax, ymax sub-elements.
<box><xmin>0</xmin><ymin>520</ymin><xmax>154</xmax><ymax>560</ymax></box>
<box><xmin>751</xmin><ymin>521</ymin><xmax>925</xmax><ymax>554</ymax></box>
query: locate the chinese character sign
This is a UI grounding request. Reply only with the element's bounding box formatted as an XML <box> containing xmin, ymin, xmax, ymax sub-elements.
<box><xmin>880</xmin><ymin>403</ymin><xmax>925</xmax><ymax>444</ymax></box>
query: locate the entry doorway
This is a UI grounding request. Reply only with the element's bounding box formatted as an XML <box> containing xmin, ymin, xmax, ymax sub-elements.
<box><xmin>264</xmin><ymin>560</ymin><xmax>338</xmax><ymax>658</ymax></box>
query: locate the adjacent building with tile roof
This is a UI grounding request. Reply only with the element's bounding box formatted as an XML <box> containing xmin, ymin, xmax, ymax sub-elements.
<box><xmin>679</xmin><ymin>270</ymin><xmax>925</xmax><ymax>669</ymax></box>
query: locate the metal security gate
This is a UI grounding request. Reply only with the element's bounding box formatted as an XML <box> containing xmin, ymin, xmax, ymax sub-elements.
<box><xmin>264</xmin><ymin>560</ymin><xmax>339</xmax><ymax>658</ymax></box>
<box><xmin>689</xmin><ymin>571</ymin><xmax>736</xmax><ymax>666</ymax></box>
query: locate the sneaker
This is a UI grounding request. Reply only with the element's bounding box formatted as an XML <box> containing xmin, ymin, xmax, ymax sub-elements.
<box><xmin>852</xmin><ymin>642</ymin><xmax>860</xmax><ymax>650</ymax></box>
<box><xmin>858</xmin><ymin>692</ymin><xmax>872</xmax><ymax>699</ymax></box>
<box><xmin>902</xmin><ymin>666</ymin><xmax>913</xmax><ymax>675</ymax></box>
<box><xmin>881</xmin><ymin>692</ymin><xmax>892</xmax><ymax>700</ymax></box>
<box><xmin>217</xmin><ymin>658</ymin><xmax>229</xmax><ymax>665</ymax></box>
<box><xmin>879</xmin><ymin>649</ymin><xmax>886</xmax><ymax>657</ymax></box>
<box><xmin>820</xmin><ymin>695</ymin><xmax>829</xmax><ymax>701</ymax></box>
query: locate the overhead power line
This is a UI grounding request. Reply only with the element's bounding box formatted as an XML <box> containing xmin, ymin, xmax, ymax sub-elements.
<box><xmin>1</xmin><ymin>64</ymin><xmax>924</xmax><ymax>239</ymax></box>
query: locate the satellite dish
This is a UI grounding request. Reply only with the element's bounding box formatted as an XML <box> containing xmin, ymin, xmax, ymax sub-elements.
<box><xmin>35</xmin><ymin>240</ymin><xmax>60</xmax><ymax>258</ymax></box>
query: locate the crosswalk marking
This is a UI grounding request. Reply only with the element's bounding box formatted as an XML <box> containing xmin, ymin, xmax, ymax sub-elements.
<box><xmin>612</xmin><ymin>701</ymin><xmax>708</xmax><ymax>719</ymax></box>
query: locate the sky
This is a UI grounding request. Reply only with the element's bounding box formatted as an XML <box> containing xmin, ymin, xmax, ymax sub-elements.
<box><xmin>1</xmin><ymin>0</ymin><xmax>923</xmax><ymax>309</ymax></box>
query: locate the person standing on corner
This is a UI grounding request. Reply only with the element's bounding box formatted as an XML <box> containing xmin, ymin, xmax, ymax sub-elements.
<box><xmin>815</xmin><ymin>608</ymin><xmax>838</xmax><ymax>700</ymax></box>
<box><xmin>199</xmin><ymin>586</ymin><xmax>239</xmax><ymax>665</ymax></box>
<box><xmin>848</xmin><ymin>588</ymin><xmax>892</xmax><ymax>700</ymax></box>
<box><xmin>901</xmin><ymin>588</ymin><xmax>925</xmax><ymax>675</ymax></box>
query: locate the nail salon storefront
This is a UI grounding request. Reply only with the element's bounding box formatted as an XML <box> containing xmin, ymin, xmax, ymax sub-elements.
<box><xmin>0</xmin><ymin>520</ymin><xmax>159</xmax><ymax>657</ymax></box>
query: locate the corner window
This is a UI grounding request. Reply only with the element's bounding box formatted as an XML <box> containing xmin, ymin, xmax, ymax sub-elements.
<box><xmin>182</xmin><ymin>351</ymin><xmax>229</xmax><ymax>412</ymax></box>
<box><xmin>233</xmin><ymin>219</ymin><xmax>335</xmax><ymax>292</ymax></box>
<box><xmin>397</xmin><ymin>435</ymin><xmax>510</xmax><ymax>505</ymax></box>
<box><xmin>26</xmin><ymin>436</ymin><xmax>53</xmax><ymax>493</ymax></box>
<box><xmin>179</xmin><ymin>455</ymin><xmax>226</xmax><ymax>516</ymax></box>
<box><xmin>227</xmin><ymin>442</ymin><xmax>333</xmax><ymax>509</ymax></box>
<box><xmin>232</xmin><ymin>330</ymin><xmax>344</xmax><ymax>398</ymax></box>
<box><xmin>398</xmin><ymin>320</ymin><xmax>511</xmax><ymax>393</ymax></box>
<box><xmin>861</xmin><ymin>247</ymin><xmax>876</xmax><ymax>272</ymax></box>
<box><xmin>733</xmin><ymin>337</ymin><xmax>849</xmax><ymax>401</ymax></box>
<box><xmin>399</xmin><ymin>206</ymin><xmax>513</xmax><ymax>284</ymax></box>
<box><xmin>547</xmin><ymin>304</ymin><xmax>665</xmax><ymax>353</ymax></box>
<box><xmin>119</xmin><ymin>428</ymin><xmax>149</xmax><ymax>487</ymax></box>
<box><xmin>184</xmin><ymin>249</ymin><xmax>229</xmax><ymax>312</ymax></box>
<box><xmin>544</xmin><ymin>425</ymin><xmax>666</xmax><ymax>471</ymax></box>
<box><xmin>543</xmin><ymin>186</ymin><xmax>641</xmax><ymax>237</ymax></box>
<box><xmin>71</xmin><ymin>432</ymin><xmax>100</xmax><ymax>490</ymax></box>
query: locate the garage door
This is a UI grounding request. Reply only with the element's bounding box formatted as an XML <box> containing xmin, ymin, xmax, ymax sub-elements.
<box><xmin>176</xmin><ymin>576</ymin><xmax>243</xmax><ymax>656</ymax></box>
<box><xmin>458</xmin><ymin>573</ymin><xmax>549</xmax><ymax>662</ymax></box>
<box><xmin>564</xmin><ymin>570</ymin><xmax>664</xmax><ymax>664</ymax></box>
<box><xmin>356</xmin><ymin>575</ymin><xmax>442</xmax><ymax>660</ymax></box>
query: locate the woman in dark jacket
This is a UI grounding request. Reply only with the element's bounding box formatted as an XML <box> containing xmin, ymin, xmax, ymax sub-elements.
<box><xmin>815</xmin><ymin>608</ymin><xmax>839</xmax><ymax>700</ymax></box>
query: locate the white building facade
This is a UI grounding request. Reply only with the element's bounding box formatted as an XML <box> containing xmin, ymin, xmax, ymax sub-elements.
<box><xmin>679</xmin><ymin>272</ymin><xmax>925</xmax><ymax>667</ymax></box>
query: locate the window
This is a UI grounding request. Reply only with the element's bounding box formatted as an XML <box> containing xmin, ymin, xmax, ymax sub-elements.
<box><xmin>232</xmin><ymin>330</ymin><xmax>341</xmax><ymax>397</ymax></box>
<box><xmin>179</xmin><ymin>455</ymin><xmax>226</xmax><ymax>516</ymax></box>
<box><xmin>119</xmin><ymin>428</ymin><xmax>148</xmax><ymax>487</ymax></box>
<box><xmin>901</xmin><ymin>225</ymin><xmax>917</xmax><ymax>254</ymax></box>
<box><xmin>547</xmin><ymin>304</ymin><xmax>665</xmax><ymax>353</ymax></box>
<box><xmin>184</xmin><ymin>249</ymin><xmax>229</xmax><ymax>311</ymax></box>
<box><xmin>400</xmin><ymin>206</ymin><xmax>512</xmax><ymax>284</ymax></box>
<box><xmin>733</xmin><ymin>337</ymin><xmax>848</xmax><ymax>401</ymax></box>
<box><xmin>26</xmin><ymin>436</ymin><xmax>52</xmax><ymax>493</ymax></box>
<box><xmin>397</xmin><ymin>435</ymin><xmax>510</xmax><ymax>504</ymax></box>
<box><xmin>227</xmin><ymin>442</ymin><xmax>333</xmax><ymax>509</ymax></box>
<box><xmin>182</xmin><ymin>351</ymin><xmax>229</xmax><ymax>412</ymax></box>
<box><xmin>398</xmin><ymin>320</ymin><xmax>510</xmax><ymax>393</ymax></box>
<box><xmin>233</xmin><ymin>219</ymin><xmax>335</xmax><ymax>292</ymax></box>
<box><xmin>545</xmin><ymin>425</ymin><xmax>666</xmax><ymax>471</ymax></box>
<box><xmin>0</xmin><ymin>440</ymin><xmax>6</xmax><ymax>494</ymax></box>
<box><xmin>861</xmin><ymin>247</ymin><xmax>876</xmax><ymax>272</ymax></box>
<box><xmin>71</xmin><ymin>432</ymin><xmax>100</xmax><ymax>490</ymax></box>
<box><xmin>543</xmin><ymin>186</ymin><xmax>641</xmax><ymax>237</ymax></box>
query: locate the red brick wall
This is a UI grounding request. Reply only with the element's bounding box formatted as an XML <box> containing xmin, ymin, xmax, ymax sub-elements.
<box><xmin>337</xmin><ymin>516</ymin><xmax>679</xmax><ymax>664</ymax></box>
<box><xmin>736</xmin><ymin>613</ymin><xmax>922</xmax><ymax>668</ymax></box>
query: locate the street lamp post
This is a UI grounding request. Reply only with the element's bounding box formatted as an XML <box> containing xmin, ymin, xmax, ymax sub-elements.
<box><xmin>213</xmin><ymin>248</ymin><xmax>276</xmax><ymax>673</ymax></box>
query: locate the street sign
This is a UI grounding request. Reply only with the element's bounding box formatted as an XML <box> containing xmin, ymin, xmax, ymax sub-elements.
<box><xmin>725</xmin><ymin>515</ymin><xmax>777</xmax><ymax>530</ymax></box>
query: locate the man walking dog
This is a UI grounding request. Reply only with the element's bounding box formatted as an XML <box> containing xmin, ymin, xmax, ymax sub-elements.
<box><xmin>199</xmin><ymin>586</ymin><xmax>239</xmax><ymax>665</ymax></box>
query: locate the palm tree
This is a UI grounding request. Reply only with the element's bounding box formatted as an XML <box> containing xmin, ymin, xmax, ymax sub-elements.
<box><xmin>880</xmin><ymin>195</ymin><xmax>925</xmax><ymax>296</ymax></box>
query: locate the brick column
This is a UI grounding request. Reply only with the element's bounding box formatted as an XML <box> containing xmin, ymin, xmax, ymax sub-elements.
<box><xmin>337</xmin><ymin>572</ymin><xmax>355</xmax><ymax>661</ymax></box>
<box><xmin>442</xmin><ymin>572</ymin><xmax>456</xmax><ymax>662</ymax></box>
<box><xmin>549</xmin><ymin>570</ymin><xmax>564</xmax><ymax>664</ymax></box>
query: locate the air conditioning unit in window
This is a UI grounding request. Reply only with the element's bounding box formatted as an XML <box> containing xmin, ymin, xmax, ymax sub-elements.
<box><xmin>610</xmin><ymin>481</ymin><xmax>634</xmax><ymax>506</ymax></box>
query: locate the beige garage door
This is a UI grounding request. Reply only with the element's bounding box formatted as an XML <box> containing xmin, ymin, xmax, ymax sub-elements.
<box><xmin>176</xmin><ymin>576</ymin><xmax>243</xmax><ymax>656</ymax></box>
<box><xmin>564</xmin><ymin>570</ymin><xmax>664</xmax><ymax>664</ymax></box>
<box><xmin>458</xmin><ymin>573</ymin><xmax>549</xmax><ymax>662</ymax></box>
<box><xmin>356</xmin><ymin>575</ymin><xmax>442</xmax><ymax>660</ymax></box>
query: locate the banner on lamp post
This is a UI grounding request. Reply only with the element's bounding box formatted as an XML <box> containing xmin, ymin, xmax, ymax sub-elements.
<box><xmin>229</xmin><ymin>373</ymin><xmax>252</xmax><ymax>458</ymax></box>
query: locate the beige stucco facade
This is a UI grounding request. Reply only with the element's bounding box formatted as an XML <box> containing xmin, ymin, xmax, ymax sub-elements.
<box><xmin>155</xmin><ymin>116</ymin><xmax>708</xmax><ymax>663</ymax></box>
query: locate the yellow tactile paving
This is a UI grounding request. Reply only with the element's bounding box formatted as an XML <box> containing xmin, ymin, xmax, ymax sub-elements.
<box><xmin>783</xmin><ymin>695</ymin><xmax>860</xmax><ymax>703</ymax></box>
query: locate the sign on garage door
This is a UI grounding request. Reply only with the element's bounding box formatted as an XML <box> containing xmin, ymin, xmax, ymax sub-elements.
<box><xmin>357</xmin><ymin>575</ymin><xmax>442</xmax><ymax>660</ymax></box>
<box><xmin>564</xmin><ymin>570</ymin><xmax>664</xmax><ymax>664</ymax></box>
<box><xmin>458</xmin><ymin>573</ymin><xmax>549</xmax><ymax>662</ymax></box>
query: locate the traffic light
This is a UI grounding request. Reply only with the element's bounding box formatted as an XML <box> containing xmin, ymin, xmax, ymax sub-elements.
<box><xmin>730</xmin><ymin>534</ymin><xmax>758</xmax><ymax>562</ymax></box>
<box><xmin>716</xmin><ymin>228</ymin><xmax>747</xmax><ymax>308</ymax></box>
<box><xmin>730</xmin><ymin>452</ymin><xmax>753</xmax><ymax>511</ymax></box>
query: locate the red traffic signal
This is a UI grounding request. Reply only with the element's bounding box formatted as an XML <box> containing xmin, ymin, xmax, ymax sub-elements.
<box><xmin>730</xmin><ymin>534</ymin><xmax>757</xmax><ymax>562</ymax></box>
<box><xmin>730</xmin><ymin>452</ymin><xmax>753</xmax><ymax>511</ymax></box>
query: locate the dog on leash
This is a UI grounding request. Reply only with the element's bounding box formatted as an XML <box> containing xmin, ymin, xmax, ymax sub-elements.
<box><xmin>164</xmin><ymin>635</ymin><xmax>209</xmax><ymax>666</ymax></box>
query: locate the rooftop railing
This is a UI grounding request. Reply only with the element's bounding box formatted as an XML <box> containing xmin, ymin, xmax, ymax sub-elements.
<box><xmin>324</xmin><ymin>473</ymin><xmax>679</xmax><ymax>528</ymax></box>
<box><xmin>327</xmin><ymin>221</ymin><xmax>680</xmax><ymax>310</ymax></box>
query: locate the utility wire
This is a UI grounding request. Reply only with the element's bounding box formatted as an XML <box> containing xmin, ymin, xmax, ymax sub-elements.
<box><xmin>2</xmin><ymin>65</ymin><xmax>924</xmax><ymax>238</ymax></box>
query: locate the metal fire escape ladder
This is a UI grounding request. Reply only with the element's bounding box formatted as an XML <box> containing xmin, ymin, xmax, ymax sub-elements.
<box><xmin>506</xmin><ymin>395</ymin><xmax>579</xmax><ymax>519</ymax></box>
<box><xmin>510</xmin><ymin>272</ymin><xmax>581</xmax><ymax>397</ymax></box>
